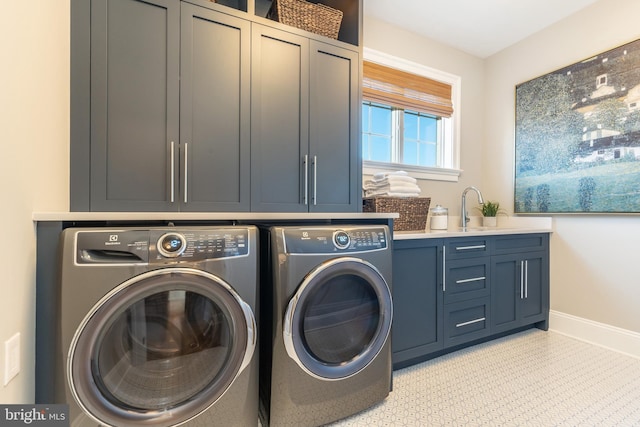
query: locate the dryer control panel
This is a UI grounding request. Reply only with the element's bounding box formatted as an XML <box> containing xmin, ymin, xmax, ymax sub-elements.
<box><xmin>282</xmin><ymin>227</ymin><xmax>388</xmax><ymax>254</ymax></box>
<box><xmin>75</xmin><ymin>228</ymin><xmax>250</xmax><ymax>265</ymax></box>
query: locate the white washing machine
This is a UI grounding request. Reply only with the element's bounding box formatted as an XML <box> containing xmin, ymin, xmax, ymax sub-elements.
<box><xmin>260</xmin><ymin>225</ymin><xmax>393</xmax><ymax>427</ymax></box>
<box><xmin>55</xmin><ymin>226</ymin><xmax>258</xmax><ymax>427</ymax></box>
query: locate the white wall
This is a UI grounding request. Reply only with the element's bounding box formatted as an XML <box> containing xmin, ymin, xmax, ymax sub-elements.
<box><xmin>485</xmin><ymin>0</ymin><xmax>640</xmax><ymax>332</ymax></box>
<box><xmin>363</xmin><ymin>16</ymin><xmax>488</xmax><ymax>214</ymax></box>
<box><xmin>0</xmin><ymin>1</ymin><xmax>70</xmax><ymax>402</ymax></box>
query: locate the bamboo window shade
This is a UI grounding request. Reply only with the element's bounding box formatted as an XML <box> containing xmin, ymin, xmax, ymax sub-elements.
<box><xmin>363</xmin><ymin>61</ymin><xmax>454</xmax><ymax>118</ymax></box>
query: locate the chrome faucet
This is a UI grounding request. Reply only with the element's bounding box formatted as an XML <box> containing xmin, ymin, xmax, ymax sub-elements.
<box><xmin>460</xmin><ymin>186</ymin><xmax>485</xmax><ymax>230</ymax></box>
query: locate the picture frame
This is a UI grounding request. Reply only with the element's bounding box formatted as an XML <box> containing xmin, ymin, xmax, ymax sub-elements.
<box><xmin>514</xmin><ymin>38</ymin><xmax>640</xmax><ymax>213</ymax></box>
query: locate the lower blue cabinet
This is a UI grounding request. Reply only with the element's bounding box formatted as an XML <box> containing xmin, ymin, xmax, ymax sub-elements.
<box><xmin>392</xmin><ymin>233</ymin><xmax>549</xmax><ymax>369</ymax></box>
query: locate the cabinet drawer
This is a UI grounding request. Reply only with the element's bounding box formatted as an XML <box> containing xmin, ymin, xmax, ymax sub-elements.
<box><xmin>445</xmin><ymin>258</ymin><xmax>490</xmax><ymax>303</ymax></box>
<box><xmin>444</xmin><ymin>297</ymin><xmax>490</xmax><ymax>347</ymax></box>
<box><xmin>445</xmin><ymin>237</ymin><xmax>491</xmax><ymax>259</ymax></box>
<box><xmin>493</xmin><ymin>233</ymin><xmax>548</xmax><ymax>255</ymax></box>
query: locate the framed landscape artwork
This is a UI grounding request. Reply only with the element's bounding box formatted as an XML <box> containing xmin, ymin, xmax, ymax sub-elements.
<box><xmin>514</xmin><ymin>38</ymin><xmax>640</xmax><ymax>213</ymax></box>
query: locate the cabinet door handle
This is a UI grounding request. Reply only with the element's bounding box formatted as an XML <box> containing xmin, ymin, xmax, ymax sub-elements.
<box><xmin>456</xmin><ymin>317</ymin><xmax>485</xmax><ymax>328</ymax></box>
<box><xmin>455</xmin><ymin>244</ymin><xmax>486</xmax><ymax>251</ymax></box>
<box><xmin>170</xmin><ymin>141</ymin><xmax>175</xmax><ymax>203</ymax></box>
<box><xmin>524</xmin><ymin>260</ymin><xmax>529</xmax><ymax>299</ymax></box>
<box><xmin>303</xmin><ymin>155</ymin><xmax>308</xmax><ymax>205</ymax></box>
<box><xmin>520</xmin><ymin>260</ymin><xmax>524</xmax><ymax>299</ymax></box>
<box><xmin>456</xmin><ymin>276</ymin><xmax>486</xmax><ymax>284</ymax></box>
<box><xmin>442</xmin><ymin>245</ymin><xmax>446</xmax><ymax>292</ymax></box>
<box><xmin>313</xmin><ymin>155</ymin><xmax>317</xmax><ymax>206</ymax></box>
<box><xmin>183</xmin><ymin>142</ymin><xmax>189</xmax><ymax>204</ymax></box>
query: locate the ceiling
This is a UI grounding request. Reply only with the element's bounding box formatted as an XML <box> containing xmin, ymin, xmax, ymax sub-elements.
<box><xmin>363</xmin><ymin>0</ymin><xmax>599</xmax><ymax>58</ymax></box>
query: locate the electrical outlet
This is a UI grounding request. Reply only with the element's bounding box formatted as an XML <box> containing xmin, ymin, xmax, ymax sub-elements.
<box><xmin>4</xmin><ymin>333</ymin><xmax>20</xmax><ymax>386</ymax></box>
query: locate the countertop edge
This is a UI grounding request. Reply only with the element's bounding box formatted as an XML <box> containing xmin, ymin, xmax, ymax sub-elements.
<box><xmin>32</xmin><ymin>211</ymin><xmax>399</xmax><ymax>221</ymax></box>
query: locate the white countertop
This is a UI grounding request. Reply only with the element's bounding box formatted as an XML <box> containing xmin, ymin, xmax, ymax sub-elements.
<box><xmin>393</xmin><ymin>216</ymin><xmax>553</xmax><ymax>240</ymax></box>
<box><xmin>32</xmin><ymin>211</ymin><xmax>399</xmax><ymax>221</ymax></box>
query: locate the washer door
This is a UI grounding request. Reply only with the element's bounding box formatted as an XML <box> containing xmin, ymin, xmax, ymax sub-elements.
<box><xmin>68</xmin><ymin>268</ymin><xmax>255</xmax><ymax>427</ymax></box>
<box><xmin>283</xmin><ymin>257</ymin><xmax>392</xmax><ymax>380</ymax></box>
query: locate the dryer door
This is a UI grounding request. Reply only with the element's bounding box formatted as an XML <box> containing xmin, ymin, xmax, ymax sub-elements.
<box><xmin>68</xmin><ymin>268</ymin><xmax>255</xmax><ymax>427</ymax></box>
<box><xmin>283</xmin><ymin>257</ymin><xmax>392</xmax><ymax>380</ymax></box>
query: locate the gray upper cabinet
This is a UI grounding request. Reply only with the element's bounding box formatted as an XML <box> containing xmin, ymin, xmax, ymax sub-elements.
<box><xmin>77</xmin><ymin>0</ymin><xmax>250</xmax><ymax>211</ymax></box>
<box><xmin>251</xmin><ymin>25</ymin><xmax>360</xmax><ymax>212</ymax></box>
<box><xmin>71</xmin><ymin>0</ymin><xmax>362</xmax><ymax>212</ymax></box>
<box><xmin>180</xmin><ymin>3</ymin><xmax>251</xmax><ymax>211</ymax></box>
<box><xmin>87</xmin><ymin>0</ymin><xmax>180</xmax><ymax>211</ymax></box>
<box><xmin>250</xmin><ymin>26</ymin><xmax>310</xmax><ymax>212</ymax></box>
<box><xmin>309</xmin><ymin>41</ymin><xmax>360</xmax><ymax>212</ymax></box>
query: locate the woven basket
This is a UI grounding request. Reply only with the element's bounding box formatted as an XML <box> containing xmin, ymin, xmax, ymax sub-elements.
<box><xmin>269</xmin><ymin>0</ymin><xmax>343</xmax><ymax>40</ymax></box>
<box><xmin>363</xmin><ymin>197</ymin><xmax>431</xmax><ymax>232</ymax></box>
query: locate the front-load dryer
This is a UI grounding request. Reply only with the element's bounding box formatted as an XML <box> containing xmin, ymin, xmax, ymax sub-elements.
<box><xmin>55</xmin><ymin>226</ymin><xmax>258</xmax><ymax>427</ymax></box>
<box><xmin>260</xmin><ymin>225</ymin><xmax>393</xmax><ymax>427</ymax></box>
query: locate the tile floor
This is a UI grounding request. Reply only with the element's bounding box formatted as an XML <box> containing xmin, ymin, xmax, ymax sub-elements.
<box><xmin>329</xmin><ymin>329</ymin><xmax>640</xmax><ymax>426</ymax></box>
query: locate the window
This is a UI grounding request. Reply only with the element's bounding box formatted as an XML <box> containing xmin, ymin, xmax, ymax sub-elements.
<box><xmin>362</xmin><ymin>49</ymin><xmax>461</xmax><ymax>182</ymax></box>
<box><xmin>362</xmin><ymin>102</ymin><xmax>441</xmax><ymax>168</ymax></box>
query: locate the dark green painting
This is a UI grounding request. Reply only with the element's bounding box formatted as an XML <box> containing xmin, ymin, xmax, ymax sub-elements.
<box><xmin>515</xmin><ymin>38</ymin><xmax>640</xmax><ymax>213</ymax></box>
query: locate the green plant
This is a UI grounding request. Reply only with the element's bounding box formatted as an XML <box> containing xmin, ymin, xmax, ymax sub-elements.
<box><xmin>477</xmin><ymin>201</ymin><xmax>506</xmax><ymax>217</ymax></box>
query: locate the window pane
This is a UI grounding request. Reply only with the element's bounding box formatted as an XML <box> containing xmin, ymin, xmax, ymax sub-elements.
<box><xmin>362</xmin><ymin>104</ymin><xmax>370</xmax><ymax>132</ymax></box>
<box><xmin>370</xmin><ymin>136</ymin><xmax>391</xmax><ymax>162</ymax></box>
<box><xmin>404</xmin><ymin>141</ymin><xmax>418</xmax><ymax>165</ymax></box>
<box><xmin>404</xmin><ymin>112</ymin><xmax>418</xmax><ymax>140</ymax></box>
<box><xmin>421</xmin><ymin>142</ymin><xmax>437</xmax><ymax>166</ymax></box>
<box><xmin>370</xmin><ymin>105</ymin><xmax>392</xmax><ymax>135</ymax></box>
<box><xmin>420</xmin><ymin>116</ymin><xmax>437</xmax><ymax>142</ymax></box>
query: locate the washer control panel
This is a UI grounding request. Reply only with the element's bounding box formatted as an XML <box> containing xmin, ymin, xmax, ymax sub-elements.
<box><xmin>282</xmin><ymin>227</ymin><xmax>388</xmax><ymax>254</ymax></box>
<box><xmin>75</xmin><ymin>228</ymin><xmax>250</xmax><ymax>264</ymax></box>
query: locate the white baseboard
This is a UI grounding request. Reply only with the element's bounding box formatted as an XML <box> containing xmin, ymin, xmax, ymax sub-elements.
<box><xmin>549</xmin><ymin>310</ymin><xmax>640</xmax><ymax>359</ymax></box>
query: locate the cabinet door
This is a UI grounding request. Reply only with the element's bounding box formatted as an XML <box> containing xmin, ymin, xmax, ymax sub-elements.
<box><xmin>308</xmin><ymin>41</ymin><xmax>360</xmax><ymax>212</ymax></box>
<box><xmin>520</xmin><ymin>252</ymin><xmax>549</xmax><ymax>324</ymax></box>
<box><xmin>90</xmin><ymin>0</ymin><xmax>179</xmax><ymax>211</ymax></box>
<box><xmin>180</xmin><ymin>4</ymin><xmax>250</xmax><ymax>211</ymax></box>
<box><xmin>391</xmin><ymin>240</ymin><xmax>443</xmax><ymax>368</ymax></box>
<box><xmin>251</xmin><ymin>25</ymin><xmax>309</xmax><ymax>212</ymax></box>
<box><xmin>491</xmin><ymin>251</ymin><xmax>549</xmax><ymax>333</ymax></box>
<box><xmin>491</xmin><ymin>254</ymin><xmax>520</xmax><ymax>334</ymax></box>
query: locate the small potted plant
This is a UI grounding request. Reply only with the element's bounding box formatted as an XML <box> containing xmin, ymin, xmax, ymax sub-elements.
<box><xmin>477</xmin><ymin>201</ymin><xmax>506</xmax><ymax>227</ymax></box>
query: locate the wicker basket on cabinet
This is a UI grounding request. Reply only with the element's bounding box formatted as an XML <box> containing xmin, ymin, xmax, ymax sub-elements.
<box><xmin>268</xmin><ymin>0</ymin><xmax>343</xmax><ymax>39</ymax></box>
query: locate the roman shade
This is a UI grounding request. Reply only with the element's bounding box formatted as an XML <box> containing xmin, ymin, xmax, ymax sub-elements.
<box><xmin>363</xmin><ymin>61</ymin><xmax>454</xmax><ymax>118</ymax></box>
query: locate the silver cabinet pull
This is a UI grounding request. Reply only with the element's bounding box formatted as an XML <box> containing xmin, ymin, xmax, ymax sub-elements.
<box><xmin>456</xmin><ymin>276</ymin><xmax>486</xmax><ymax>284</ymax></box>
<box><xmin>442</xmin><ymin>245</ymin><xmax>446</xmax><ymax>292</ymax></box>
<box><xmin>456</xmin><ymin>317</ymin><xmax>485</xmax><ymax>328</ymax></box>
<box><xmin>170</xmin><ymin>141</ymin><xmax>175</xmax><ymax>203</ymax></box>
<box><xmin>455</xmin><ymin>244</ymin><xmax>486</xmax><ymax>251</ymax></box>
<box><xmin>303</xmin><ymin>155</ymin><xmax>308</xmax><ymax>205</ymax></box>
<box><xmin>184</xmin><ymin>142</ymin><xmax>188</xmax><ymax>204</ymax></box>
<box><xmin>525</xmin><ymin>259</ymin><xmax>529</xmax><ymax>299</ymax></box>
<box><xmin>520</xmin><ymin>260</ymin><xmax>525</xmax><ymax>299</ymax></box>
<box><xmin>313</xmin><ymin>155</ymin><xmax>317</xmax><ymax>206</ymax></box>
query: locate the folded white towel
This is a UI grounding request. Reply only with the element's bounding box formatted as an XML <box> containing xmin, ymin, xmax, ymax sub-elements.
<box><xmin>363</xmin><ymin>181</ymin><xmax>421</xmax><ymax>193</ymax></box>
<box><xmin>371</xmin><ymin>171</ymin><xmax>416</xmax><ymax>184</ymax></box>
<box><xmin>364</xmin><ymin>190</ymin><xmax>421</xmax><ymax>197</ymax></box>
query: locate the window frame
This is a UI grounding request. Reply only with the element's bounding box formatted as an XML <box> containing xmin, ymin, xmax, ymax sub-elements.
<box><xmin>362</xmin><ymin>48</ymin><xmax>462</xmax><ymax>182</ymax></box>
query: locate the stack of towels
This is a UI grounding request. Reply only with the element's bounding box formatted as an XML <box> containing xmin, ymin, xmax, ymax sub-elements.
<box><xmin>364</xmin><ymin>171</ymin><xmax>421</xmax><ymax>197</ymax></box>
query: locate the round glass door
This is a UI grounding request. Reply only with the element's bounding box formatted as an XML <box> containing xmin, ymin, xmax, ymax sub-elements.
<box><xmin>68</xmin><ymin>268</ymin><xmax>255</xmax><ymax>427</ymax></box>
<box><xmin>283</xmin><ymin>257</ymin><xmax>392</xmax><ymax>380</ymax></box>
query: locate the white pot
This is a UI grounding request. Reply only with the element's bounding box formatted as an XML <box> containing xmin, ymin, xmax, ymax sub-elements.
<box><xmin>483</xmin><ymin>216</ymin><xmax>497</xmax><ymax>227</ymax></box>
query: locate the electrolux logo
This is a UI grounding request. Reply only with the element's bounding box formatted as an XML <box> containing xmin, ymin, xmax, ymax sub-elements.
<box><xmin>0</xmin><ymin>405</ymin><xmax>68</xmax><ymax>426</ymax></box>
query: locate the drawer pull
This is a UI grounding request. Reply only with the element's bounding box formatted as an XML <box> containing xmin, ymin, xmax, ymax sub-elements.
<box><xmin>455</xmin><ymin>244</ymin><xmax>486</xmax><ymax>251</ymax></box>
<box><xmin>456</xmin><ymin>317</ymin><xmax>486</xmax><ymax>328</ymax></box>
<box><xmin>456</xmin><ymin>276</ymin><xmax>485</xmax><ymax>284</ymax></box>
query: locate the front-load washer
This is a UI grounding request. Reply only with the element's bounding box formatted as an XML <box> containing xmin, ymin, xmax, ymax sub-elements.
<box><xmin>55</xmin><ymin>226</ymin><xmax>258</xmax><ymax>427</ymax></box>
<box><xmin>259</xmin><ymin>225</ymin><xmax>393</xmax><ymax>427</ymax></box>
